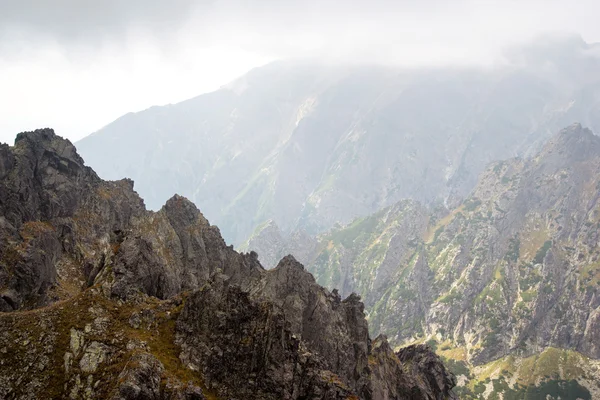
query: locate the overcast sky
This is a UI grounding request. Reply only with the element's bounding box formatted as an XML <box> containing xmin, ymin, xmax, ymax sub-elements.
<box><xmin>1</xmin><ymin>0</ymin><xmax>599</xmax><ymax>144</ymax></box>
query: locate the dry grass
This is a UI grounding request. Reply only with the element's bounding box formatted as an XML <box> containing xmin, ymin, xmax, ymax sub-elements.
<box><xmin>424</xmin><ymin>205</ymin><xmax>465</xmax><ymax>243</ymax></box>
<box><xmin>0</xmin><ymin>288</ymin><xmax>218</xmax><ymax>399</ymax></box>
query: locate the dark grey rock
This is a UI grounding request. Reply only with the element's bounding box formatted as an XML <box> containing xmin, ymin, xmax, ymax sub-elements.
<box><xmin>0</xmin><ymin>129</ymin><xmax>457</xmax><ymax>399</ymax></box>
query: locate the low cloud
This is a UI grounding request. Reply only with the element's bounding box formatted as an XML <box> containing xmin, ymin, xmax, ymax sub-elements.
<box><xmin>0</xmin><ymin>0</ymin><xmax>599</xmax><ymax>143</ymax></box>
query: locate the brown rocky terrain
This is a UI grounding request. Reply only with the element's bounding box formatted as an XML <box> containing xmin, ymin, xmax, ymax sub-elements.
<box><xmin>0</xmin><ymin>128</ymin><xmax>456</xmax><ymax>399</ymax></box>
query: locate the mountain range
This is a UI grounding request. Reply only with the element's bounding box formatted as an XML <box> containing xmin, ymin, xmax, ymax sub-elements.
<box><xmin>3</xmin><ymin>34</ymin><xmax>599</xmax><ymax>400</ymax></box>
<box><xmin>69</xmin><ymin>35</ymin><xmax>600</xmax><ymax>399</ymax></box>
<box><xmin>76</xmin><ymin>35</ymin><xmax>600</xmax><ymax>246</ymax></box>
<box><xmin>246</xmin><ymin>124</ymin><xmax>600</xmax><ymax>399</ymax></box>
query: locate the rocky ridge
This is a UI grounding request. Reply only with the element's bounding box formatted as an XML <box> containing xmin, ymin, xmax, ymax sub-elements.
<box><xmin>0</xmin><ymin>129</ymin><xmax>456</xmax><ymax>399</ymax></box>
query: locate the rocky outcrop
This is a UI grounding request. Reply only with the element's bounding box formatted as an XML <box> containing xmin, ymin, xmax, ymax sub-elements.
<box><xmin>250</xmin><ymin>255</ymin><xmax>371</xmax><ymax>394</ymax></box>
<box><xmin>176</xmin><ymin>268</ymin><xmax>458</xmax><ymax>400</ymax></box>
<box><xmin>369</xmin><ymin>336</ymin><xmax>457</xmax><ymax>400</ymax></box>
<box><xmin>0</xmin><ymin>129</ymin><xmax>457</xmax><ymax>399</ymax></box>
<box><xmin>177</xmin><ymin>283</ymin><xmax>357</xmax><ymax>399</ymax></box>
<box><xmin>0</xmin><ymin>128</ymin><xmax>149</xmax><ymax>311</ymax></box>
<box><xmin>112</xmin><ymin>352</ymin><xmax>206</xmax><ymax>400</ymax></box>
<box><xmin>395</xmin><ymin>344</ymin><xmax>457</xmax><ymax>399</ymax></box>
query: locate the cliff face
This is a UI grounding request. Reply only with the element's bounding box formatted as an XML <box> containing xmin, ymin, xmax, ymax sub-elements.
<box><xmin>0</xmin><ymin>129</ymin><xmax>456</xmax><ymax>399</ymax></box>
<box><xmin>247</xmin><ymin>124</ymin><xmax>600</xmax><ymax>398</ymax></box>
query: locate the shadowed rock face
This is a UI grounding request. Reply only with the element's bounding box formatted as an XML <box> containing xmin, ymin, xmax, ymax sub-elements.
<box><xmin>0</xmin><ymin>129</ymin><xmax>456</xmax><ymax>399</ymax></box>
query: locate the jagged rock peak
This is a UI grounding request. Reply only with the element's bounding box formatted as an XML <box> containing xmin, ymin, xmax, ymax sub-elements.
<box><xmin>14</xmin><ymin>127</ymin><xmax>87</xmax><ymax>167</ymax></box>
<box><xmin>0</xmin><ymin>128</ymin><xmax>458</xmax><ymax>399</ymax></box>
<box><xmin>274</xmin><ymin>253</ymin><xmax>305</xmax><ymax>271</ymax></box>
<box><xmin>162</xmin><ymin>193</ymin><xmax>209</xmax><ymax>226</ymax></box>
<box><xmin>539</xmin><ymin>122</ymin><xmax>600</xmax><ymax>160</ymax></box>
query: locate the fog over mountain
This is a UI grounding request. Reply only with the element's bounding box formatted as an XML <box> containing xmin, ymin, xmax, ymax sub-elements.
<box><xmin>2</xmin><ymin>0</ymin><xmax>600</xmax><ymax>143</ymax></box>
<box><xmin>77</xmin><ymin>36</ymin><xmax>600</xmax><ymax>245</ymax></box>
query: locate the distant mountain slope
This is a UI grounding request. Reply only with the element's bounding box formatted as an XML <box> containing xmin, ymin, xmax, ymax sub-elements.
<box><xmin>247</xmin><ymin>124</ymin><xmax>600</xmax><ymax>399</ymax></box>
<box><xmin>77</xmin><ymin>36</ymin><xmax>600</xmax><ymax>246</ymax></box>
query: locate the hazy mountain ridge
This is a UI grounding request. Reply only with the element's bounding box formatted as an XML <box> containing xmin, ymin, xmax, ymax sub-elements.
<box><xmin>247</xmin><ymin>124</ymin><xmax>600</xmax><ymax>399</ymax></box>
<box><xmin>77</xmin><ymin>36</ymin><xmax>600</xmax><ymax>246</ymax></box>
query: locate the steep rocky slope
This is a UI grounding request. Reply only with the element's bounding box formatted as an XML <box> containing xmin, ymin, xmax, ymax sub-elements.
<box><xmin>248</xmin><ymin>124</ymin><xmax>600</xmax><ymax>398</ymax></box>
<box><xmin>0</xmin><ymin>129</ymin><xmax>456</xmax><ymax>399</ymax></box>
<box><xmin>77</xmin><ymin>36</ymin><xmax>600</xmax><ymax>245</ymax></box>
